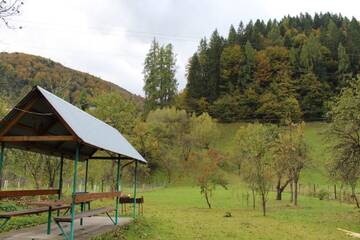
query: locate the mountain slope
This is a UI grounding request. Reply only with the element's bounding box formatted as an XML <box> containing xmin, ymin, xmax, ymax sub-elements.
<box><xmin>0</xmin><ymin>52</ymin><xmax>144</xmax><ymax>106</ymax></box>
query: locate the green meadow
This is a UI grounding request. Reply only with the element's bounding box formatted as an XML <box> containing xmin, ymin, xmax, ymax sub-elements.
<box><xmin>97</xmin><ymin>122</ymin><xmax>360</xmax><ymax>240</ymax></box>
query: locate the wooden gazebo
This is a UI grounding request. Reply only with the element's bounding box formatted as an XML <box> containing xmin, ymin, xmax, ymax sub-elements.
<box><xmin>0</xmin><ymin>86</ymin><xmax>147</xmax><ymax>240</ymax></box>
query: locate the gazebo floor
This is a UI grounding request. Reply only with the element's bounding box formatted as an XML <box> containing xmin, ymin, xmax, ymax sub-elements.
<box><xmin>0</xmin><ymin>216</ymin><xmax>132</xmax><ymax>240</ymax></box>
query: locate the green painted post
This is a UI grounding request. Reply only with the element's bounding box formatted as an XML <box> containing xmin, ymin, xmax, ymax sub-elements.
<box><xmin>84</xmin><ymin>160</ymin><xmax>89</xmax><ymax>192</ymax></box>
<box><xmin>69</xmin><ymin>145</ymin><xmax>80</xmax><ymax>240</ymax></box>
<box><xmin>133</xmin><ymin>161</ymin><xmax>138</xmax><ymax>219</ymax></box>
<box><xmin>57</xmin><ymin>155</ymin><xmax>64</xmax><ymax>217</ymax></box>
<box><xmin>0</xmin><ymin>143</ymin><xmax>4</xmax><ymax>189</ymax></box>
<box><xmin>115</xmin><ymin>156</ymin><xmax>121</xmax><ymax>225</ymax></box>
<box><xmin>58</xmin><ymin>155</ymin><xmax>64</xmax><ymax>199</ymax></box>
<box><xmin>47</xmin><ymin>208</ymin><xmax>52</xmax><ymax>234</ymax></box>
<box><xmin>80</xmin><ymin>159</ymin><xmax>89</xmax><ymax>226</ymax></box>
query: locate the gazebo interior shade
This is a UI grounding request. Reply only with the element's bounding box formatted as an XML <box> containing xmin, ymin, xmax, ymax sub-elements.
<box><xmin>0</xmin><ymin>86</ymin><xmax>147</xmax><ymax>163</ymax></box>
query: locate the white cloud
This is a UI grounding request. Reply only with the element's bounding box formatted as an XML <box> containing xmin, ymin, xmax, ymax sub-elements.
<box><xmin>0</xmin><ymin>0</ymin><xmax>360</xmax><ymax>96</ymax></box>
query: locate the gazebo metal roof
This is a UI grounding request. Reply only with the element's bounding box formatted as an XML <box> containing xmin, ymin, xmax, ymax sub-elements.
<box><xmin>0</xmin><ymin>86</ymin><xmax>146</xmax><ymax>163</ymax></box>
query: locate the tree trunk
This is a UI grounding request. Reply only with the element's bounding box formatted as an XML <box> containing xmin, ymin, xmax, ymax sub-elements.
<box><xmin>290</xmin><ymin>182</ymin><xmax>293</xmax><ymax>203</ymax></box>
<box><xmin>167</xmin><ymin>169</ymin><xmax>171</xmax><ymax>184</ymax></box>
<box><xmin>251</xmin><ymin>188</ymin><xmax>256</xmax><ymax>209</ymax></box>
<box><xmin>34</xmin><ymin>177</ymin><xmax>40</xmax><ymax>190</ymax></box>
<box><xmin>276</xmin><ymin>178</ymin><xmax>282</xmax><ymax>200</ymax></box>
<box><xmin>334</xmin><ymin>184</ymin><xmax>337</xmax><ymax>200</ymax></box>
<box><xmin>261</xmin><ymin>192</ymin><xmax>266</xmax><ymax>216</ymax></box>
<box><xmin>205</xmin><ymin>191</ymin><xmax>211</xmax><ymax>209</ymax></box>
<box><xmin>351</xmin><ymin>186</ymin><xmax>360</xmax><ymax>208</ymax></box>
<box><xmin>276</xmin><ymin>177</ymin><xmax>292</xmax><ymax>200</ymax></box>
<box><xmin>339</xmin><ymin>184</ymin><xmax>343</xmax><ymax>203</ymax></box>
<box><xmin>294</xmin><ymin>178</ymin><xmax>298</xmax><ymax>206</ymax></box>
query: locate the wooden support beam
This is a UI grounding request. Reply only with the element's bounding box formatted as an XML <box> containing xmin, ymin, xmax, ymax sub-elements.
<box><xmin>89</xmin><ymin>156</ymin><xmax>132</xmax><ymax>160</ymax></box>
<box><xmin>121</xmin><ymin>160</ymin><xmax>135</xmax><ymax>170</ymax></box>
<box><xmin>0</xmin><ymin>121</ymin><xmax>36</xmax><ymax>134</ymax></box>
<box><xmin>0</xmin><ymin>135</ymin><xmax>76</xmax><ymax>142</ymax></box>
<box><xmin>0</xmin><ymin>97</ymin><xmax>38</xmax><ymax>136</ymax></box>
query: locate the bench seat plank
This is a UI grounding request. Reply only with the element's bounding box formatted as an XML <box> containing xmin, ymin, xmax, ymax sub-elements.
<box><xmin>0</xmin><ymin>204</ymin><xmax>71</xmax><ymax>218</ymax></box>
<box><xmin>51</xmin><ymin>205</ymin><xmax>71</xmax><ymax>210</ymax></box>
<box><xmin>75</xmin><ymin>192</ymin><xmax>122</xmax><ymax>203</ymax></box>
<box><xmin>0</xmin><ymin>207</ymin><xmax>49</xmax><ymax>218</ymax></box>
<box><xmin>54</xmin><ymin>207</ymin><xmax>115</xmax><ymax>223</ymax></box>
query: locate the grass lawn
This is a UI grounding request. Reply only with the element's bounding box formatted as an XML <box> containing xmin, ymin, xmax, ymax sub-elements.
<box><xmin>99</xmin><ymin>122</ymin><xmax>359</xmax><ymax>240</ymax></box>
<box><xmin>98</xmin><ymin>185</ymin><xmax>360</xmax><ymax>240</ymax></box>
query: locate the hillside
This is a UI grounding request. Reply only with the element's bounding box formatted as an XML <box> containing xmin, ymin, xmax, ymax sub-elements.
<box><xmin>185</xmin><ymin>12</ymin><xmax>360</xmax><ymax>123</ymax></box>
<box><xmin>215</xmin><ymin>122</ymin><xmax>330</xmax><ymax>185</ymax></box>
<box><xmin>0</xmin><ymin>52</ymin><xmax>144</xmax><ymax>106</ymax></box>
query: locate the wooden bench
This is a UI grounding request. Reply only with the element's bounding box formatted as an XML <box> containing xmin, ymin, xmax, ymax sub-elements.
<box><xmin>0</xmin><ymin>189</ymin><xmax>69</xmax><ymax>228</ymax></box>
<box><xmin>54</xmin><ymin>207</ymin><xmax>115</xmax><ymax>222</ymax></box>
<box><xmin>53</xmin><ymin>191</ymin><xmax>122</xmax><ymax>239</ymax></box>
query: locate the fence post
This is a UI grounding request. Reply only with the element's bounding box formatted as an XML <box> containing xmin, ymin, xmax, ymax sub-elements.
<box><xmin>0</xmin><ymin>143</ymin><xmax>5</xmax><ymax>190</ymax></box>
<box><xmin>133</xmin><ymin>161</ymin><xmax>138</xmax><ymax>218</ymax></box>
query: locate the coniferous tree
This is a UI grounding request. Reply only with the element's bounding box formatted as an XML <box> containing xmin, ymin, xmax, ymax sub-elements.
<box><xmin>207</xmin><ymin>30</ymin><xmax>224</xmax><ymax>102</ymax></box>
<box><xmin>239</xmin><ymin>41</ymin><xmax>256</xmax><ymax>90</ymax></box>
<box><xmin>337</xmin><ymin>43</ymin><xmax>351</xmax><ymax>90</ymax></box>
<box><xmin>143</xmin><ymin>39</ymin><xmax>178</xmax><ymax>113</ymax></box>
<box><xmin>227</xmin><ymin>25</ymin><xmax>238</xmax><ymax>45</ymax></box>
<box><xmin>237</xmin><ymin>21</ymin><xmax>247</xmax><ymax>45</ymax></box>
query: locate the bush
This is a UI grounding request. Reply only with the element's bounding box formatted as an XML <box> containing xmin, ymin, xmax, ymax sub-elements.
<box><xmin>0</xmin><ymin>202</ymin><xmax>18</xmax><ymax>212</ymax></box>
<box><xmin>317</xmin><ymin>189</ymin><xmax>329</xmax><ymax>200</ymax></box>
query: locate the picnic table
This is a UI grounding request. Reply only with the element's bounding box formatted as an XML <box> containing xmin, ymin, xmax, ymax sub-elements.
<box><xmin>119</xmin><ymin>196</ymin><xmax>144</xmax><ymax>215</ymax></box>
<box><xmin>29</xmin><ymin>200</ymin><xmax>70</xmax><ymax>235</ymax></box>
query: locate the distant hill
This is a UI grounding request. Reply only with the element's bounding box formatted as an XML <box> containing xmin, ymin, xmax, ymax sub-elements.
<box><xmin>0</xmin><ymin>52</ymin><xmax>144</xmax><ymax>107</ymax></box>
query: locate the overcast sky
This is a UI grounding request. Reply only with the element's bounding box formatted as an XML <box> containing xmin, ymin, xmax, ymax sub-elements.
<box><xmin>1</xmin><ymin>0</ymin><xmax>360</xmax><ymax>96</ymax></box>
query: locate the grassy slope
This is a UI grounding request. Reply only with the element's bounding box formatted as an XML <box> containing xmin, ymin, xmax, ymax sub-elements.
<box><xmin>215</xmin><ymin>122</ymin><xmax>330</xmax><ymax>186</ymax></box>
<box><xmin>98</xmin><ymin>122</ymin><xmax>360</xmax><ymax>240</ymax></box>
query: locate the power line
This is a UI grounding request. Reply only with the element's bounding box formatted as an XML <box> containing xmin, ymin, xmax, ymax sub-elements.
<box><xmin>11</xmin><ymin>19</ymin><xmax>202</xmax><ymax>43</ymax></box>
<box><xmin>13</xmin><ymin>107</ymin><xmax>53</xmax><ymax>116</ymax></box>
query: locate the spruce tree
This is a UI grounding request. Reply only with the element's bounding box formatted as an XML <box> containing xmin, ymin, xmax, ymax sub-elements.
<box><xmin>227</xmin><ymin>25</ymin><xmax>237</xmax><ymax>45</ymax></box>
<box><xmin>207</xmin><ymin>30</ymin><xmax>223</xmax><ymax>102</ymax></box>
<box><xmin>143</xmin><ymin>39</ymin><xmax>160</xmax><ymax>113</ymax></box>
<box><xmin>143</xmin><ymin>39</ymin><xmax>178</xmax><ymax>113</ymax></box>
<box><xmin>337</xmin><ymin>43</ymin><xmax>351</xmax><ymax>89</ymax></box>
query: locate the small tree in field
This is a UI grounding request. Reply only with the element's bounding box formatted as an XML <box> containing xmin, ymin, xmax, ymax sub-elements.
<box><xmin>235</xmin><ymin>123</ymin><xmax>277</xmax><ymax>216</ymax></box>
<box><xmin>327</xmin><ymin>77</ymin><xmax>360</xmax><ymax>208</ymax></box>
<box><xmin>272</xmin><ymin>122</ymin><xmax>309</xmax><ymax>204</ymax></box>
<box><xmin>146</xmin><ymin>107</ymin><xmax>189</xmax><ymax>183</ymax></box>
<box><xmin>190</xmin><ymin>113</ymin><xmax>219</xmax><ymax>150</ymax></box>
<box><xmin>193</xmin><ymin>149</ymin><xmax>228</xmax><ymax>209</ymax></box>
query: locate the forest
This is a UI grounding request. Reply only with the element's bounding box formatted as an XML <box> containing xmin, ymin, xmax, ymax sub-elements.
<box><xmin>183</xmin><ymin>12</ymin><xmax>360</xmax><ymax>123</ymax></box>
